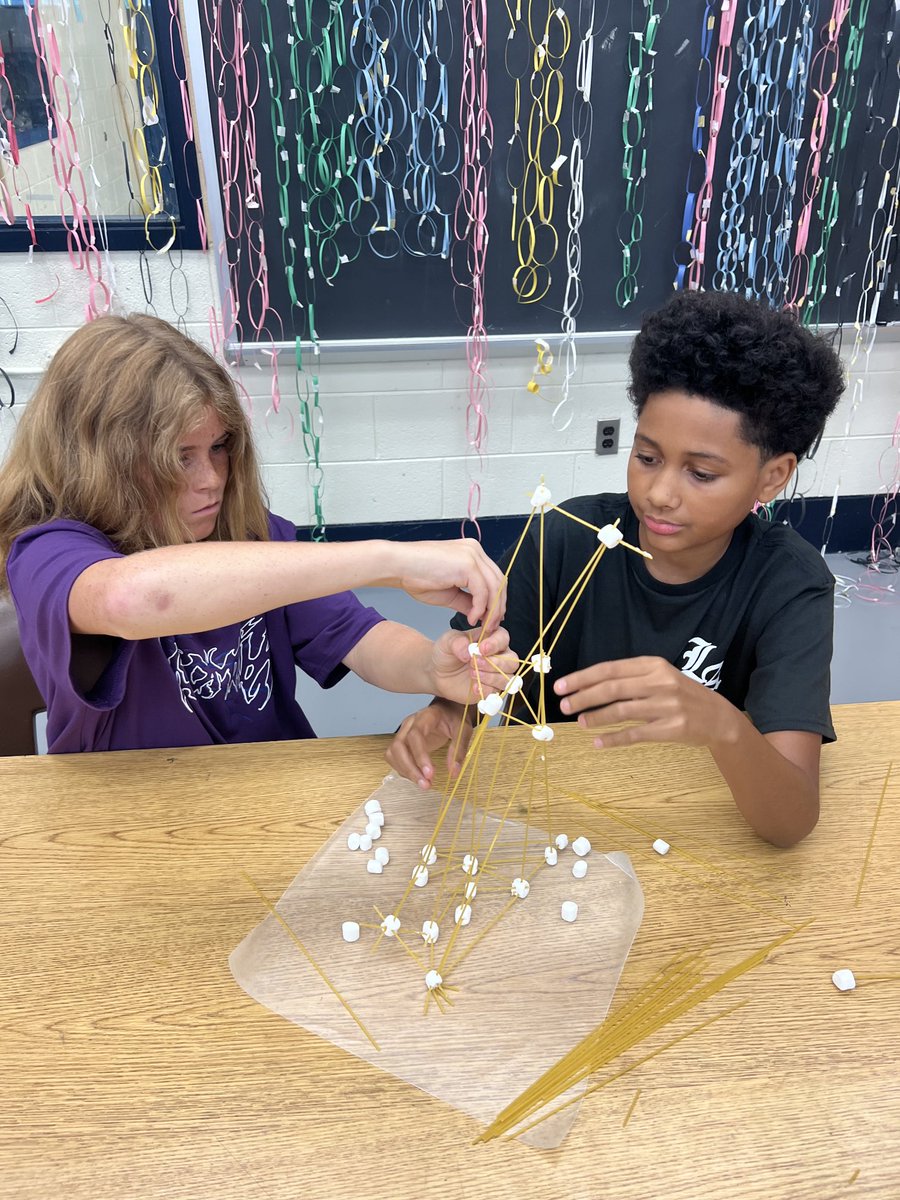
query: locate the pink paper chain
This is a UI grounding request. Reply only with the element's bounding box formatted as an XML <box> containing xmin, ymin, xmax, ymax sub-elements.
<box><xmin>453</xmin><ymin>0</ymin><xmax>492</xmax><ymax>534</ymax></box>
<box><xmin>24</xmin><ymin>0</ymin><xmax>110</xmax><ymax>319</ymax></box>
<box><xmin>686</xmin><ymin>0</ymin><xmax>738</xmax><ymax>290</ymax></box>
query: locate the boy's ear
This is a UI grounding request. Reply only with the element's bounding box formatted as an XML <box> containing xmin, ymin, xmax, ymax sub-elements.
<box><xmin>757</xmin><ymin>452</ymin><xmax>798</xmax><ymax>503</ymax></box>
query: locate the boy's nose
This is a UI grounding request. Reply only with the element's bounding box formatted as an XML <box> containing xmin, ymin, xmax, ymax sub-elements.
<box><xmin>646</xmin><ymin>469</ymin><xmax>679</xmax><ymax>510</ymax></box>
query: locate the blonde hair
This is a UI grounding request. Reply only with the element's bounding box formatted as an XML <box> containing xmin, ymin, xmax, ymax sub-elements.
<box><xmin>0</xmin><ymin>314</ymin><xmax>270</xmax><ymax>588</ymax></box>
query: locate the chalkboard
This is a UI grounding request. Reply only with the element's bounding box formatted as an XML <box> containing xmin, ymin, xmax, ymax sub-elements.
<box><xmin>197</xmin><ymin>0</ymin><xmax>900</xmax><ymax>344</ymax></box>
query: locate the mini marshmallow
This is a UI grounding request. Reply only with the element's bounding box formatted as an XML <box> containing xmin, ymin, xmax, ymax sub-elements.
<box><xmin>454</xmin><ymin>904</ymin><xmax>472</xmax><ymax>926</ymax></box>
<box><xmin>544</xmin><ymin>846</ymin><xmax>558</xmax><ymax>866</ymax></box>
<box><xmin>652</xmin><ymin>838</ymin><xmax>671</xmax><ymax>856</ymax></box>
<box><xmin>572</xmin><ymin>835</ymin><xmax>592</xmax><ymax>857</ymax></box>
<box><xmin>532</xmin><ymin>725</ymin><xmax>555</xmax><ymax>742</ymax></box>
<box><xmin>347</xmin><ymin>832</ymin><xmax>361</xmax><ymax>851</ymax></box>
<box><xmin>380</xmin><ymin>914</ymin><xmax>401</xmax><ymax>938</ymax></box>
<box><xmin>425</xmin><ymin>969</ymin><xmax>443</xmax><ymax>991</ymax></box>
<box><xmin>421</xmin><ymin>843</ymin><xmax>438</xmax><ymax>866</ymax></box>
<box><xmin>359</xmin><ymin>834</ymin><xmax>373</xmax><ymax>852</ymax></box>
<box><xmin>597</xmin><ymin>523</ymin><xmax>624</xmax><ymax>549</ymax></box>
<box><xmin>341</xmin><ymin>921</ymin><xmax>360</xmax><ymax>943</ymax></box>
<box><xmin>364</xmin><ymin>798</ymin><xmax>382</xmax><ymax>816</ymax></box>
<box><xmin>530</xmin><ymin>483</ymin><xmax>552</xmax><ymax>508</ymax></box>
<box><xmin>464</xmin><ymin>881</ymin><xmax>478</xmax><ymax>900</ymax></box>
<box><xmin>832</xmin><ymin>968</ymin><xmax>856</xmax><ymax>992</ymax></box>
<box><xmin>477</xmin><ymin>692</ymin><xmax>504</xmax><ymax>717</ymax></box>
<box><xmin>366</xmin><ymin>859</ymin><xmax>383</xmax><ymax>875</ymax></box>
<box><xmin>504</xmin><ymin>675</ymin><xmax>524</xmax><ymax>695</ymax></box>
<box><xmin>412</xmin><ymin>864</ymin><xmax>429</xmax><ymax>887</ymax></box>
<box><xmin>555</xmin><ymin>833</ymin><xmax>569</xmax><ymax>851</ymax></box>
<box><xmin>370</xmin><ymin>811</ymin><xmax>385</xmax><ymax>828</ymax></box>
<box><xmin>531</xmin><ymin>654</ymin><xmax>552</xmax><ymax>674</ymax></box>
<box><xmin>572</xmin><ymin>859</ymin><xmax>588</xmax><ymax>880</ymax></box>
<box><xmin>468</xmin><ymin>642</ymin><xmax>481</xmax><ymax>657</ymax></box>
<box><xmin>462</xmin><ymin>854</ymin><xmax>479</xmax><ymax>876</ymax></box>
<box><xmin>561</xmin><ymin>900</ymin><xmax>579</xmax><ymax>923</ymax></box>
<box><xmin>374</xmin><ymin>846</ymin><xmax>390</xmax><ymax>866</ymax></box>
<box><xmin>511</xmin><ymin>877</ymin><xmax>530</xmax><ymax>899</ymax></box>
<box><xmin>421</xmin><ymin>920</ymin><xmax>439</xmax><ymax>944</ymax></box>
<box><xmin>365</xmin><ymin>821</ymin><xmax>382</xmax><ymax>841</ymax></box>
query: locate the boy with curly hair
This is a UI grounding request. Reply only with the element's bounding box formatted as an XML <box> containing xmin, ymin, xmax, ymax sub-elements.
<box><xmin>387</xmin><ymin>290</ymin><xmax>846</xmax><ymax>847</ymax></box>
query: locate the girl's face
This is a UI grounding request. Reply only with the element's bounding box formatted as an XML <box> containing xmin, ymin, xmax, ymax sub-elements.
<box><xmin>175</xmin><ymin>408</ymin><xmax>231</xmax><ymax>541</ymax></box>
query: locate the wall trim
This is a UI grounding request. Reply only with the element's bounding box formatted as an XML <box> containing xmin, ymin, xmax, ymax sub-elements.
<box><xmin>297</xmin><ymin>494</ymin><xmax>888</xmax><ymax>559</ymax></box>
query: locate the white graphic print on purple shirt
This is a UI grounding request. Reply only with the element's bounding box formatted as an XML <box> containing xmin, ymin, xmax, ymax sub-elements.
<box><xmin>165</xmin><ymin>616</ymin><xmax>273</xmax><ymax>712</ymax></box>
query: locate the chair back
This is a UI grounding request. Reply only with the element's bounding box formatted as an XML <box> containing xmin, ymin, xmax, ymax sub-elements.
<box><xmin>0</xmin><ymin>592</ymin><xmax>45</xmax><ymax>755</ymax></box>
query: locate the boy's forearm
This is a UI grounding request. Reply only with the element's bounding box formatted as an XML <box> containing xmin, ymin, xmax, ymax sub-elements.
<box><xmin>707</xmin><ymin>704</ymin><xmax>820</xmax><ymax>848</ymax></box>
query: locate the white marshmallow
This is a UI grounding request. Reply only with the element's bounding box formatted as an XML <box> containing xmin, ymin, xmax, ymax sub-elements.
<box><xmin>464</xmin><ymin>881</ymin><xmax>477</xmax><ymax>900</ymax></box>
<box><xmin>561</xmin><ymin>900</ymin><xmax>579</xmax><ymax>923</ymax></box>
<box><xmin>359</xmin><ymin>833</ymin><xmax>373</xmax><ymax>851</ymax></box>
<box><xmin>380</xmin><ymin>914</ymin><xmax>401</xmax><ymax>938</ymax></box>
<box><xmin>425</xmin><ymin>969</ymin><xmax>443</xmax><ymax>991</ymax></box>
<box><xmin>370</xmin><ymin>811</ymin><xmax>385</xmax><ymax>828</ymax></box>
<box><xmin>347</xmin><ymin>832</ymin><xmax>361</xmax><ymax>851</ymax></box>
<box><xmin>504</xmin><ymin>675</ymin><xmax>524</xmax><ymax>695</ymax></box>
<box><xmin>544</xmin><ymin>846</ymin><xmax>558</xmax><ymax>866</ymax></box>
<box><xmin>531</xmin><ymin>654</ymin><xmax>552</xmax><ymax>674</ymax></box>
<box><xmin>832</xmin><ymin>968</ymin><xmax>856</xmax><ymax>992</ymax></box>
<box><xmin>532</xmin><ymin>725</ymin><xmax>555</xmax><ymax>742</ymax></box>
<box><xmin>597</xmin><ymin>523</ymin><xmax>624</xmax><ymax>549</ymax></box>
<box><xmin>421</xmin><ymin>843</ymin><xmax>438</xmax><ymax>866</ymax></box>
<box><xmin>365</xmin><ymin>821</ymin><xmax>382</xmax><ymax>840</ymax></box>
<box><xmin>652</xmin><ymin>838</ymin><xmax>671</xmax><ymax>856</ymax></box>
<box><xmin>462</xmin><ymin>854</ymin><xmax>479</xmax><ymax>876</ymax></box>
<box><xmin>374</xmin><ymin>846</ymin><xmax>389</xmax><ymax>866</ymax></box>
<box><xmin>468</xmin><ymin>642</ymin><xmax>481</xmax><ymax>657</ymax></box>
<box><xmin>421</xmin><ymin>920</ymin><xmax>439</xmax><ymax>944</ymax></box>
<box><xmin>511</xmin><ymin>877</ymin><xmax>530</xmax><ymax>899</ymax></box>
<box><xmin>412</xmin><ymin>864</ymin><xmax>429</xmax><ymax>887</ymax></box>
<box><xmin>477</xmin><ymin>692</ymin><xmax>504</xmax><ymax>717</ymax></box>
<box><xmin>572</xmin><ymin>835</ymin><xmax>592</xmax><ymax>857</ymax></box>
<box><xmin>454</xmin><ymin>904</ymin><xmax>472</xmax><ymax>926</ymax></box>
<box><xmin>555</xmin><ymin>833</ymin><xmax>569</xmax><ymax>851</ymax></box>
<box><xmin>364</xmin><ymin>798</ymin><xmax>382</xmax><ymax>816</ymax></box>
<box><xmin>341</xmin><ymin>921</ymin><xmax>360</xmax><ymax>943</ymax></box>
<box><xmin>530</xmin><ymin>483</ymin><xmax>552</xmax><ymax>508</ymax></box>
<box><xmin>572</xmin><ymin>859</ymin><xmax>588</xmax><ymax>879</ymax></box>
<box><xmin>366</xmin><ymin>859</ymin><xmax>383</xmax><ymax>875</ymax></box>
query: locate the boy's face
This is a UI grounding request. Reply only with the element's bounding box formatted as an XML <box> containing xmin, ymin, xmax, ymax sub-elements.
<box><xmin>627</xmin><ymin>390</ymin><xmax>794</xmax><ymax>581</ymax></box>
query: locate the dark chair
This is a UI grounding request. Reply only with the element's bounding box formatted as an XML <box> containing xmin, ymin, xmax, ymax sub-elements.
<box><xmin>0</xmin><ymin>591</ymin><xmax>46</xmax><ymax>755</ymax></box>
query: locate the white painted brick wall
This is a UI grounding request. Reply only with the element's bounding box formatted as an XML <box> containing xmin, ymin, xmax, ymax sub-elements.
<box><xmin>1</xmin><ymin>247</ymin><xmax>898</xmax><ymax>532</ymax></box>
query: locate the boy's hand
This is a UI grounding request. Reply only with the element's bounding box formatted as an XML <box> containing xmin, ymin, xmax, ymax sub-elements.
<box><xmin>428</xmin><ymin>627</ymin><xmax>517</xmax><ymax>706</ymax></box>
<box><xmin>386</xmin><ymin>699</ymin><xmax>474</xmax><ymax>790</ymax></box>
<box><xmin>554</xmin><ymin>656</ymin><xmax>738</xmax><ymax>750</ymax></box>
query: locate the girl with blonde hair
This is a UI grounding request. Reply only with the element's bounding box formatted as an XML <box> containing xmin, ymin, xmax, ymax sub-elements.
<box><xmin>0</xmin><ymin>314</ymin><xmax>510</xmax><ymax>753</ymax></box>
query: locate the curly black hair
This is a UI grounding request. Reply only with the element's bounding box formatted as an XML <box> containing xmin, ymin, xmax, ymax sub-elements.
<box><xmin>627</xmin><ymin>290</ymin><xmax>845</xmax><ymax>460</ymax></box>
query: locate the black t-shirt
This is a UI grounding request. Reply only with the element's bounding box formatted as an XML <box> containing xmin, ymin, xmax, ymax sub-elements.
<box><xmin>458</xmin><ymin>493</ymin><xmax>835</xmax><ymax>742</ymax></box>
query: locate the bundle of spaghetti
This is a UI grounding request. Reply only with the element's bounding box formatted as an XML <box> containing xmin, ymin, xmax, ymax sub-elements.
<box><xmin>475</xmin><ymin>922</ymin><xmax>808</xmax><ymax>1142</ymax></box>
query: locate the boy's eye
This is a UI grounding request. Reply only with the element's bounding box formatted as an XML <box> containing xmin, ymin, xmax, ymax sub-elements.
<box><xmin>691</xmin><ymin>470</ymin><xmax>716</xmax><ymax>483</ymax></box>
<box><xmin>634</xmin><ymin>452</ymin><xmax>656</xmax><ymax>466</ymax></box>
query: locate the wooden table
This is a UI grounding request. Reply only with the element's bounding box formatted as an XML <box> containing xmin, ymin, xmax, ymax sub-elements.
<box><xmin>1</xmin><ymin>703</ymin><xmax>898</xmax><ymax>1200</ymax></box>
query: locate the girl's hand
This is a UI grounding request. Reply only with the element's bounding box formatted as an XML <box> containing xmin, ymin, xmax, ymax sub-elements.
<box><xmin>428</xmin><ymin>627</ymin><xmax>518</xmax><ymax>706</ymax></box>
<box><xmin>391</xmin><ymin>540</ymin><xmax>507</xmax><ymax>631</ymax></box>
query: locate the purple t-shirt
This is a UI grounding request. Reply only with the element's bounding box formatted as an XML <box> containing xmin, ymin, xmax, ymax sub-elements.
<box><xmin>7</xmin><ymin>513</ymin><xmax>384</xmax><ymax>753</ymax></box>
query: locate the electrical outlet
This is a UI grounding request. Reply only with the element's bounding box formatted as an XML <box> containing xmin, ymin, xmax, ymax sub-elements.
<box><xmin>595</xmin><ymin>418</ymin><xmax>620</xmax><ymax>456</ymax></box>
